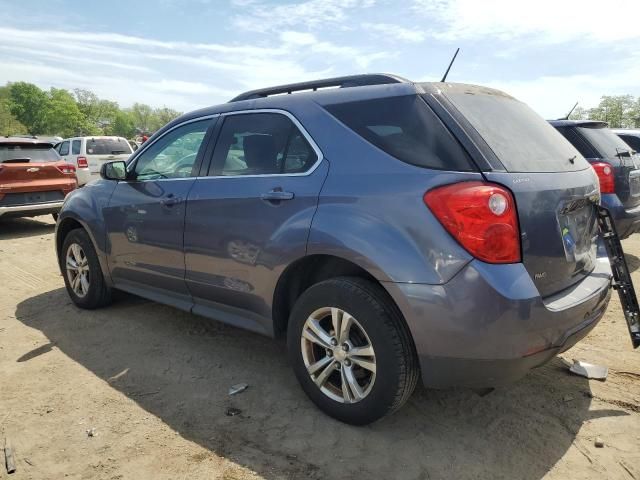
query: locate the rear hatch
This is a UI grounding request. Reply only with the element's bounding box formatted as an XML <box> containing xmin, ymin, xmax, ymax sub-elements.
<box><xmin>0</xmin><ymin>143</ymin><xmax>75</xmax><ymax>204</ymax></box>
<box><xmin>575</xmin><ymin>123</ymin><xmax>640</xmax><ymax>210</ymax></box>
<box><xmin>442</xmin><ymin>85</ymin><xmax>600</xmax><ymax>297</ymax></box>
<box><xmin>84</xmin><ymin>137</ymin><xmax>132</xmax><ymax>175</ymax></box>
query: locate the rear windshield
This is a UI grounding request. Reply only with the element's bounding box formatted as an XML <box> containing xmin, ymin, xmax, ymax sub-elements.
<box><xmin>324</xmin><ymin>95</ymin><xmax>475</xmax><ymax>171</ymax></box>
<box><xmin>579</xmin><ymin>126</ymin><xmax>635</xmax><ymax>159</ymax></box>
<box><xmin>86</xmin><ymin>138</ymin><xmax>132</xmax><ymax>155</ymax></box>
<box><xmin>0</xmin><ymin>145</ymin><xmax>59</xmax><ymax>162</ymax></box>
<box><xmin>444</xmin><ymin>87</ymin><xmax>588</xmax><ymax>172</ymax></box>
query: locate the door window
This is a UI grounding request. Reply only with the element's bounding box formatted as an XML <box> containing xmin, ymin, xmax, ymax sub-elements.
<box><xmin>71</xmin><ymin>140</ymin><xmax>81</xmax><ymax>155</ymax></box>
<box><xmin>132</xmin><ymin>119</ymin><xmax>212</xmax><ymax>181</ymax></box>
<box><xmin>210</xmin><ymin>113</ymin><xmax>318</xmax><ymax>176</ymax></box>
<box><xmin>59</xmin><ymin>141</ymin><xmax>70</xmax><ymax>156</ymax></box>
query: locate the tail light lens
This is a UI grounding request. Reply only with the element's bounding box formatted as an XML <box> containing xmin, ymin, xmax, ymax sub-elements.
<box><xmin>76</xmin><ymin>156</ymin><xmax>88</xmax><ymax>168</ymax></box>
<box><xmin>424</xmin><ymin>181</ymin><xmax>521</xmax><ymax>264</ymax></box>
<box><xmin>591</xmin><ymin>162</ymin><xmax>615</xmax><ymax>194</ymax></box>
<box><xmin>57</xmin><ymin>163</ymin><xmax>76</xmax><ymax>175</ymax></box>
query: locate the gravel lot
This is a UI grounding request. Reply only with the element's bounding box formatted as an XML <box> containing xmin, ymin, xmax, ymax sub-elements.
<box><xmin>1</xmin><ymin>215</ymin><xmax>640</xmax><ymax>480</ymax></box>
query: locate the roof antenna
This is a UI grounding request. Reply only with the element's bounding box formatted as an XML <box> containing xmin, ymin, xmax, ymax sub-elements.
<box><xmin>440</xmin><ymin>48</ymin><xmax>460</xmax><ymax>83</ymax></box>
<box><xmin>559</xmin><ymin>101</ymin><xmax>579</xmax><ymax>120</ymax></box>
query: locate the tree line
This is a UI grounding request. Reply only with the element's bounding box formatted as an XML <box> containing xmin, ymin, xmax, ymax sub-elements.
<box><xmin>0</xmin><ymin>82</ymin><xmax>182</xmax><ymax>138</ymax></box>
<box><xmin>569</xmin><ymin>95</ymin><xmax>640</xmax><ymax>128</ymax></box>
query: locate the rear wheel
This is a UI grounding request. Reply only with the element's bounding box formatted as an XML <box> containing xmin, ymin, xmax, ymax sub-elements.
<box><xmin>287</xmin><ymin>277</ymin><xmax>418</xmax><ymax>425</ymax></box>
<box><xmin>61</xmin><ymin>229</ymin><xmax>111</xmax><ymax>309</ymax></box>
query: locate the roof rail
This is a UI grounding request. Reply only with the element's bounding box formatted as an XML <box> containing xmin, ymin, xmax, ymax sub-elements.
<box><xmin>229</xmin><ymin>73</ymin><xmax>409</xmax><ymax>102</ymax></box>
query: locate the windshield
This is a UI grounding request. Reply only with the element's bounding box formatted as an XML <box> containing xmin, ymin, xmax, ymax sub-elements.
<box><xmin>443</xmin><ymin>85</ymin><xmax>589</xmax><ymax>172</ymax></box>
<box><xmin>86</xmin><ymin>138</ymin><xmax>132</xmax><ymax>155</ymax></box>
<box><xmin>579</xmin><ymin>126</ymin><xmax>634</xmax><ymax>159</ymax></box>
<box><xmin>0</xmin><ymin>145</ymin><xmax>60</xmax><ymax>162</ymax></box>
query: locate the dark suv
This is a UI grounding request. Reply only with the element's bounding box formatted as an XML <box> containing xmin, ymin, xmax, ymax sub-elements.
<box><xmin>56</xmin><ymin>75</ymin><xmax>612</xmax><ymax>424</ymax></box>
<box><xmin>550</xmin><ymin>120</ymin><xmax>640</xmax><ymax>238</ymax></box>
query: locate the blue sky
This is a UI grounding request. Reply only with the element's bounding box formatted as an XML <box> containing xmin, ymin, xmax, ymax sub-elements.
<box><xmin>1</xmin><ymin>0</ymin><xmax>638</xmax><ymax>117</ymax></box>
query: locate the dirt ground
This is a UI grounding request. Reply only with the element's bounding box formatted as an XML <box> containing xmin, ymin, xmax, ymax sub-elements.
<box><xmin>1</xmin><ymin>215</ymin><xmax>640</xmax><ymax>480</ymax></box>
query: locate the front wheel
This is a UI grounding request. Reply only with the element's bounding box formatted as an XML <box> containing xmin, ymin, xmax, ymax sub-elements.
<box><xmin>287</xmin><ymin>277</ymin><xmax>418</xmax><ymax>425</ymax></box>
<box><xmin>60</xmin><ymin>228</ymin><xmax>112</xmax><ymax>309</ymax></box>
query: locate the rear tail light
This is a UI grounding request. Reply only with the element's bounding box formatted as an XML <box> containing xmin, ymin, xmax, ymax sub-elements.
<box><xmin>57</xmin><ymin>163</ymin><xmax>76</xmax><ymax>175</ymax></box>
<box><xmin>76</xmin><ymin>156</ymin><xmax>88</xmax><ymax>168</ymax></box>
<box><xmin>591</xmin><ymin>162</ymin><xmax>615</xmax><ymax>194</ymax></box>
<box><xmin>424</xmin><ymin>181</ymin><xmax>521</xmax><ymax>264</ymax></box>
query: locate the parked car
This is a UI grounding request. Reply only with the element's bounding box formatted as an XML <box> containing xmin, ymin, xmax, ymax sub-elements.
<box><xmin>55</xmin><ymin>136</ymin><xmax>133</xmax><ymax>186</ymax></box>
<box><xmin>612</xmin><ymin>128</ymin><xmax>640</xmax><ymax>153</ymax></box>
<box><xmin>550</xmin><ymin>120</ymin><xmax>640</xmax><ymax>238</ymax></box>
<box><xmin>0</xmin><ymin>137</ymin><xmax>77</xmax><ymax>220</ymax></box>
<box><xmin>56</xmin><ymin>75</ymin><xmax>612</xmax><ymax>425</ymax></box>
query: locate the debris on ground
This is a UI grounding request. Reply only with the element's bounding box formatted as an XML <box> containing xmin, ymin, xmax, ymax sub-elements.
<box><xmin>228</xmin><ymin>383</ymin><xmax>248</xmax><ymax>396</ymax></box>
<box><xmin>594</xmin><ymin>437</ymin><xmax>605</xmax><ymax>448</ymax></box>
<box><xmin>225</xmin><ymin>408</ymin><xmax>242</xmax><ymax>417</ymax></box>
<box><xmin>86</xmin><ymin>428</ymin><xmax>96</xmax><ymax>438</ymax></box>
<box><xmin>569</xmin><ymin>360</ymin><xmax>609</xmax><ymax>380</ymax></box>
<box><xmin>563</xmin><ymin>394</ymin><xmax>575</xmax><ymax>403</ymax></box>
<box><xmin>4</xmin><ymin>438</ymin><xmax>16</xmax><ymax>474</ymax></box>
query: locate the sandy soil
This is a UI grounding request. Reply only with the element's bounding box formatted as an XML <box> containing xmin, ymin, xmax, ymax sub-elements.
<box><xmin>1</xmin><ymin>215</ymin><xmax>639</xmax><ymax>480</ymax></box>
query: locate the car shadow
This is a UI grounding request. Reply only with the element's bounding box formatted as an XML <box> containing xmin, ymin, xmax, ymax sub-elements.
<box><xmin>625</xmin><ymin>252</ymin><xmax>640</xmax><ymax>273</ymax></box>
<box><xmin>15</xmin><ymin>288</ymin><xmax>628</xmax><ymax>480</ymax></box>
<box><xmin>0</xmin><ymin>216</ymin><xmax>55</xmax><ymax>240</ymax></box>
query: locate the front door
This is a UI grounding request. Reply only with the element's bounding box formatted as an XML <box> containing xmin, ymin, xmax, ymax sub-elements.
<box><xmin>104</xmin><ymin>118</ymin><xmax>215</xmax><ymax>309</ymax></box>
<box><xmin>184</xmin><ymin>111</ymin><xmax>328</xmax><ymax>334</ymax></box>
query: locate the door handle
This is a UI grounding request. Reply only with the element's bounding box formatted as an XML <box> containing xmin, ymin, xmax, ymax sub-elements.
<box><xmin>261</xmin><ymin>190</ymin><xmax>294</xmax><ymax>202</ymax></box>
<box><xmin>161</xmin><ymin>194</ymin><xmax>183</xmax><ymax>207</ymax></box>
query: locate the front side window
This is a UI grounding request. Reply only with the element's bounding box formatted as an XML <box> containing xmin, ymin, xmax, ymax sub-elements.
<box><xmin>72</xmin><ymin>140</ymin><xmax>81</xmax><ymax>155</ymax></box>
<box><xmin>210</xmin><ymin>113</ymin><xmax>318</xmax><ymax>176</ymax></box>
<box><xmin>133</xmin><ymin>119</ymin><xmax>212</xmax><ymax>180</ymax></box>
<box><xmin>59</xmin><ymin>141</ymin><xmax>70</xmax><ymax>156</ymax></box>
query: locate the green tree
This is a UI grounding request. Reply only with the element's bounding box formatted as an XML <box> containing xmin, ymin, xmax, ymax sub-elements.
<box><xmin>153</xmin><ymin>107</ymin><xmax>182</xmax><ymax>130</ymax></box>
<box><xmin>130</xmin><ymin>103</ymin><xmax>154</xmax><ymax>133</ymax></box>
<box><xmin>588</xmin><ymin>95</ymin><xmax>636</xmax><ymax>128</ymax></box>
<box><xmin>109</xmin><ymin>110</ymin><xmax>136</xmax><ymax>138</ymax></box>
<box><xmin>0</xmin><ymin>86</ymin><xmax>28</xmax><ymax>136</ymax></box>
<box><xmin>74</xmin><ymin>88</ymin><xmax>119</xmax><ymax>134</ymax></box>
<box><xmin>569</xmin><ymin>106</ymin><xmax>589</xmax><ymax>121</ymax></box>
<box><xmin>7</xmin><ymin>82</ymin><xmax>49</xmax><ymax>134</ymax></box>
<box><xmin>43</xmin><ymin>88</ymin><xmax>87</xmax><ymax>137</ymax></box>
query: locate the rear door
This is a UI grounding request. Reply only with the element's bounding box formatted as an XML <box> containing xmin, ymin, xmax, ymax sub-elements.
<box><xmin>103</xmin><ymin>118</ymin><xmax>215</xmax><ymax>309</ymax></box>
<box><xmin>85</xmin><ymin>137</ymin><xmax>133</xmax><ymax>177</ymax></box>
<box><xmin>0</xmin><ymin>143</ymin><xmax>74</xmax><ymax>205</ymax></box>
<box><xmin>183</xmin><ymin>111</ymin><xmax>328</xmax><ymax>334</ymax></box>
<box><xmin>440</xmin><ymin>86</ymin><xmax>600</xmax><ymax>297</ymax></box>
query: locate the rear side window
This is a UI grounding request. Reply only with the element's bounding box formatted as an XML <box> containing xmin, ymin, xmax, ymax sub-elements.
<box><xmin>86</xmin><ymin>138</ymin><xmax>132</xmax><ymax>155</ymax></box>
<box><xmin>445</xmin><ymin>88</ymin><xmax>588</xmax><ymax>172</ymax></box>
<box><xmin>72</xmin><ymin>140</ymin><xmax>81</xmax><ymax>155</ymax></box>
<box><xmin>619</xmin><ymin>134</ymin><xmax>640</xmax><ymax>152</ymax></box>
<box><xmin>59</xmin><ymin>141</ymin><xmax>70</xmax><ymax>156</ymax></box>
<box><xmin>324</xmin><ymin>95</ymin><xmax>474</xmax><ymax>171</ymax></box>
<box><xmin>556</xmin><ymin>127</ymin><xmax>597</xmax><ymax>158</ymax></box>
<box><xmin>0</xmin><ymin>145</ymin><xmax>60</xmax><ymax>162</ymax></box>
<box><xmin>210</xmin><ymin>113</ymin><xmax>318</xmax><ymax>176</ymax></box>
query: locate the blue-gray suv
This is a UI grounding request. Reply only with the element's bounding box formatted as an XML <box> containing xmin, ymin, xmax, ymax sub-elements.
<box><xmin>56</xmin><ymin>75</ymin><xmax>612</xmax><ymax>425</ymax></box>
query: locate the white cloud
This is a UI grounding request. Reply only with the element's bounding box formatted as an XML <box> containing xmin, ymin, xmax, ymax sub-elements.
<box><xmin>233</xmin><ymin>0</ymin><xmax>376</xmax><ymax>32</ymax></box>
<box><xmin>414</xmin><ymin>0</ymin><xmax>640</xmax><ymax>43</ymax></box>
<box><xmin>362</xmin><ymin>23</ymin><xmax>426</xmax><ymax>43</ymax></box>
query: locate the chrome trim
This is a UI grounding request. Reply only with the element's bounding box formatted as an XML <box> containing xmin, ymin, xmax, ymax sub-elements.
<box><xmin>126</xmin><ymin>109</ymin><xmax>325</xmax><ymax>182</ymax></box>
<box><xmin>0</xmin><ymin>201</ymin><xmax>64</xmax><ymax>216</ymax></box>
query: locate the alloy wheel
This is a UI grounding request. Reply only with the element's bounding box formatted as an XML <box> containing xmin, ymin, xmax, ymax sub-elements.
<box><xmin>66</xmin><ymin>243</ymin><xmax>90</xmax><ymax>298</ymax></box>
<box><xmin>300</xmin><ymin>307</ymin><xmax>376</xmax><ymax>403</ymax></box>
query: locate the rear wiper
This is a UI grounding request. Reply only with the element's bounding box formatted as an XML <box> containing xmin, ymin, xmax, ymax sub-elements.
<box><xmin>111</xmin><ymin>150</ymin><xmax>128</xmax><ymax>155</ymax></box>
<box><xmin>2</xmin><ymin>158</ymin><xmax>31</xmax><ymax>163</ymax></box>
<box><xmin>616</xmin><ymin>147</ymin><xmax>632</xmax><ymax>158</ymax></box>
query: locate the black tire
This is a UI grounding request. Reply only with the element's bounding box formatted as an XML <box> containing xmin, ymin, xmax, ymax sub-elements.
<box><xmin>287</xmin><ymin>277</ymin><xmax>419</xmax><ymax>425</ymax></box>
<box><xmin>60</xmin><ymin>228</ymin><xmax>112</xmax><ymax>309</ymax></box>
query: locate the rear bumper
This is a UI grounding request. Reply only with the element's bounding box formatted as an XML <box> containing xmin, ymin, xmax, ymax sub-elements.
<box><xmin>601</xmin><ymin>193</ymin><xmax>640</xmax><ymax>239</ymax></box>
<box><xmin>383</xmin><ymin>256</ymin><xmax>612</xmax><ymax>388</ymax></box>
<box><xmin>0</xmin><ymin>201</ymin><xmax>65</xmax><ymax>218</ymax></box>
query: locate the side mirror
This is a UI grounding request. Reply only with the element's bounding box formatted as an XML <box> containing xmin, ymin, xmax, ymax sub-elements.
<box><xmin>100</xmin><ymin>161</ymin><xmax>128</xmax><ymax>181</ymax></box>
